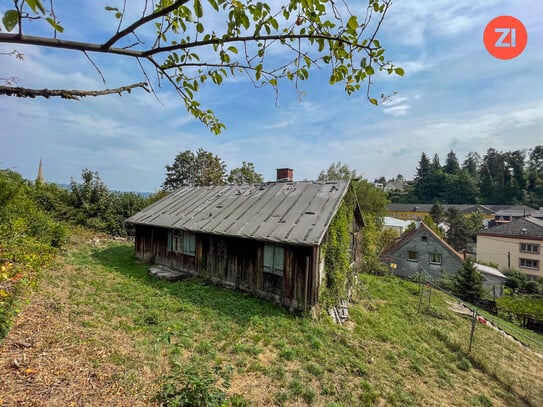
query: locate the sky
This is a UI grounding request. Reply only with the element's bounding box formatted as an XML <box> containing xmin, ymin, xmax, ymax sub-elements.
<box><xmin>1</xmin><ymin>0</ymin><xmax>542</xmax><ymax>192</ymax></box>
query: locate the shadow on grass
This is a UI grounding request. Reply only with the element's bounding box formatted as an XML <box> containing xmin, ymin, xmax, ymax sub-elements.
<box><xmin>91</xmin><ymin>243</ymin><xmax>296</xmax><ymax>327</ymax></box>
<box><xmin>430</xmin><ymin>327</ymin><xmax>539</xmax><ymax>407</ymax></box>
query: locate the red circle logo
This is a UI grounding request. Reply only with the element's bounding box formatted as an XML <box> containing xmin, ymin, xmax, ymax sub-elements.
<box><xmin>483</xmin><ymin>16</ymin><xmax>527</xmax><ymax>59</ymax></box>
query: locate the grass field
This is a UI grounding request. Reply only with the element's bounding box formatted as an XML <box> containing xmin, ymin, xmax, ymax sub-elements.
<box><xmin>1</xmin><ymin>239</ymin><xmax>542</xmax><ymax>406</ymax></box>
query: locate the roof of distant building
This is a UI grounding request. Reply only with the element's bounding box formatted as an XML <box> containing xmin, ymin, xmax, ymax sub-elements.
<box><xmin>383</xmin><ymin>216</ymin><xmax>413</xmax><ymax>228</ymax></box>
<box><xmin>478</xmin><ymin>216</ymin><xmax>543</xmax><ymax>240</ymax></box>
<box><xmin>474</xmin><ymin>263</ymin><xmax>506</xmax><ymax>279</ymax></box>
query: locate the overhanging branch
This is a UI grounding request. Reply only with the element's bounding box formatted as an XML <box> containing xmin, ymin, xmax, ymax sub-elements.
<box><xmin>0</xmin><ymin>82</ymin><xmax>149</xmax><ymax>99</ymax></box>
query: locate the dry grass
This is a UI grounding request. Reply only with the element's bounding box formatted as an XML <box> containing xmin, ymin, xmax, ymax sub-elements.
<box><xmin>0</xmin><ymin>261</ymin><xmax>162</xmax><ymax>406</ymax></box>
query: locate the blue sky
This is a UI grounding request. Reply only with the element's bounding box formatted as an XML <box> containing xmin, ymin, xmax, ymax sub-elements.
<box><xmin>1</xmin><ymin>0</ymin><xmax>542</xmax><ymax>192</ymax></box>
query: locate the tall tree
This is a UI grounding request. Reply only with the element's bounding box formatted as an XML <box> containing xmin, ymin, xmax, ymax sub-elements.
<box><xmin>526</xmin><ymin>146</ymin><xmax>543</xmax><ymax>207</ymax></box>
<box><xmin>445</xmin><ymin>207</ymin><xmax>469</xmax><ymax>252</ymax></box>
<box><xmin>163</xmin><ymin>148</ymin><xmax>226</xmax><ymax>191</ymax></box>
<box><xmin>443</xmin><ymin>150</ymin><xmax>460</xmax><ymax>175</ymax></box>
<box><xmin>0</xmin><ymin>0</ymin><xmax>402</xmax><ymax>133</ymax></box>
<box><xmin>462</xmin><ymin>152</ymin><xmax>481</xmax><ymax>179</ymax></box>
<box><xmin>353</xmin><ymin>179</ymin><xmax>389</xmax><ymax>220</ymax></box>
<box><xmin>479</xmin><ymin>148</ymin><xmax>507</xmax><ymax>204</ymax></box>
<box><xmin>504</xmin><ymin>150</ymin><xmax>526</xmax><ymax>204</ymax></box>
<box><xmin>227</xmin><ymin>162</ymin><xmax>263</xmax><ymax>184</ymax></box>
<box><xmin>69</xmin><ymin>169</ymin><xmax>115</xmax><ymax>231</ymax></box>
<box><xmin>431</xmin><ymin>153</ymin><xmax>442</xmax><ymax>173</ymax></box>
<box><xmin>318</xmin><ymin>162</ymin><xmax>356</xmax><ymax>181</ymax></box>
<box><xmin>415</xmin><ymin>152</ymin><xmax>431</xmax><ymax>181</ymax></box>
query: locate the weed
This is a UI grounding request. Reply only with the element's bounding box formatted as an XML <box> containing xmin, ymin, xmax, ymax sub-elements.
<box><xmin>155</xmin><ymin>365</ymin><xmax>237</xmax><ymax>407</ymax></box>
<box><xmin>457</xmin><ymin>357</ymin><xmax>472</xmax><ymax>372</ymax></box>
<box><xmin>305</xmin><ymin>362</ymin><xmax>324</xmax><ymax>378</ymax></box>
<box><xmin>279</xmin><ymin>347</ymin><xmax>296</xmax><ymax>361</ymax></box>
<box><xmin>471</xmin><ymin>394</ymin><xmax>493</xmax><ymax>406</ymax></box>
<box><xmin>410</xmin><ymin>361</ymin><xmax>425</xmax><ymax>376</ymax></box>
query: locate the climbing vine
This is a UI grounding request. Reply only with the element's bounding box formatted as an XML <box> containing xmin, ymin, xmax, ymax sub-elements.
<box><xmin>319</xmin><ymin>189</ymin><xmax>356</xmax><ymax>309</ymax></box>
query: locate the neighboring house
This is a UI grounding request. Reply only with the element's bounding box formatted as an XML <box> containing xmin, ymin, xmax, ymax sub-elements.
<box><xmin>380</xmin><ymin>222</ymin><xmax>506</xmax><ymax>296</ymax></box>
<box><xmin>383</xmin><ymin>179</ymin><xmax>407</xmax><ymax>193</ymax></box>
<box><xmin>491</xmin><ymin>207</ymin><xmax>543</xmax><ymax>226</ymax></box>
<box><xmin>383</xmin><ymin>216</ymin><xmax>412</xmax><ymax>235</ymax></box>
<box><xmin>477</xmin><ymin>217</ymin><xmax>543</xmax><ymax>279</ymax></box>
<box><xmin>126</xmin><ymin>172</ymin><xmax>363</xmax><ymax>311</ymax></box>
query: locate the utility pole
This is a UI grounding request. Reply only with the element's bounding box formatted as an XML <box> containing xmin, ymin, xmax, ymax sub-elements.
<box><xmin>507</xmin><ymin>251</ymin><xmax>511</xmax><ymax>269</ymax></box>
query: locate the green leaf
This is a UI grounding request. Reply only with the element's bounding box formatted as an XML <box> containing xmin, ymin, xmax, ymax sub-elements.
<box><xmin>105</xmin><ymin>6</ymin><xmax>119</xmax><ymax>11</ymax></box>
<box><xmin>347</xmin><ymin>16</ymin><xmax>358</xmax><ymax>31</ymax></box>
<box><xmin>196</xmin><ymin>22</ymin><xmax>204</xmax><ymax>33</ymax></box>
<box><xmin>369</xmin><ymin>97</ymin><xmax>378</xmax><ymax>105</ymax></box>
<box><xmin>194</xmin><ymin>0</ymin><xmax>203</xmax><ymax>19</ymax></box>
<box><xmin>26</xmin><ymin>0</ymin><xmax>46</xmax><ymax>14</ymax></box>
<box><xmin>365</xmin><ymin>65</ymin><xmax>375</xmax><ymax>75</ymax></box>
<box><xmin>394</xmin><ymin>67</ymin><xmax>405</xmax><ymax>77</ymax></box>
<box><xmin>45</xmin><ymin>17</ymin><xmax>64</xmax><ymax>33</ymax></box>
<box><xmin>3</xmin><ymin>10</ymin><xmax>19</xmax><ymax>32</ymax></box>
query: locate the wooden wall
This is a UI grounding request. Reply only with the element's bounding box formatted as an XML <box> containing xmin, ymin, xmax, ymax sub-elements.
<box><xmin>134</xmin><ymin>225</ymin><xmax>317</xmax><ymax>311</ymax></box>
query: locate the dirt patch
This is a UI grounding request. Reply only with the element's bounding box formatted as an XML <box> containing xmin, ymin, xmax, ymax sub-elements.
<box><xmin>0</xmin><ymin>265</ymin><xmax>159</xmax><ymax>406</ymax></box>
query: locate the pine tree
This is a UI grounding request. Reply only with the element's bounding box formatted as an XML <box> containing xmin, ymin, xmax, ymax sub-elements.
<box><xmin>453</xmin><ymin>258</ymin><xmax>483</xmax><ymax>303</ymax></box>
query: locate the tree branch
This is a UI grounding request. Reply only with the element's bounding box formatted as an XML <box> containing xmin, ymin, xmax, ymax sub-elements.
<box><xmin>0</xmin><ymin>82</ymin><xmax>148</xmax><ymax>99</ymax></box>
<box><xmin>102</xmin><ymin>0</ymin><xmax>190</xmax><ymax>49</ymax></box>
<box><xmin>143</xmin><ymin>33</ymin><xmax>374</xmax><ymax>57</ymax></box>
<box><xmin>0</xmin><ymin>33</ymin><xmax>144</xmax><ymax>57</ymax></box>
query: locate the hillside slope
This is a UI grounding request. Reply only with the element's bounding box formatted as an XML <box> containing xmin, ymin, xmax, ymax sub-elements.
<box><xmin>0</xmin><ymin>240</ymin><xmax>542</xmax><ymax>406</ymax></box>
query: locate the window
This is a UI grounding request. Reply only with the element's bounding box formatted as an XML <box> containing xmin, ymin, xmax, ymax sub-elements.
<box><xmin>169</xmin><ymin>230</ymin><xmax>196</xmax><ymax>256</ymax></box>
<box><xmin>264</xmin><ymin>244</ymin><xmax>284</xmax><ymax>276</ymax></box>
<box><xmin>421</xmin><ymin>235</ymin><xmax>427</xmax><ymax>242</ymax></box>
<box><xmin>520</xmin><ymin>243</ymin><xmax>540</xmax><ymax>254</ymax></box>
<box><xmin>519</xmin><ymin>258</ymin><xmax>539</xmax><ymax>270</ymax></box>
<box><xmin>407</xmin><ymin>251</ymin><xmax>419</xmax><ymax>262</ymax></box>
<box><xmin>429</xmin><ymin>253</ymin><xmax>442</xmax><ymax>265</ymax></box>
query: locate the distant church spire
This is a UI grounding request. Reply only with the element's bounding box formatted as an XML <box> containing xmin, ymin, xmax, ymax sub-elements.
<box><xmin>37</xmin><ymin>159</ymin><xmax>45</xmax><ymax>183</ymax></box>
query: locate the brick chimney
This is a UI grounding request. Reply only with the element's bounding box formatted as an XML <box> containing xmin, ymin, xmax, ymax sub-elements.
<box><xmin>276</xmin><ymin>168</ymin><xmax>293</xmax><ymax>182</ymax></box>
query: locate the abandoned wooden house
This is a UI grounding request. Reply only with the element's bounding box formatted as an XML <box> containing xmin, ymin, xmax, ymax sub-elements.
<box><xmin>126</xmin><ymin>169</ymin><xmax>364</xmax><ymax>311</ymax></box>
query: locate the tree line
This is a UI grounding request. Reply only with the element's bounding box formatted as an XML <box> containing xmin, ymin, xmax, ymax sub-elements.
<box><xmin>380</xmin><ymin>146</ymin><xmax>543</xmax><ymax>207</ymax></box>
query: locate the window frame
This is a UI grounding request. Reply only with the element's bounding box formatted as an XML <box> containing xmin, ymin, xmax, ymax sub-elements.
<box><xmin>520</xmin><ymin>242</ymin><xmax>540</xmax><ymax>254</ymax></box>
<box><xmin>264</xmin><ymin>244</ymin><xmax>285</xmax><ymax>276</ymax></box>
<box><xmin>169</xmin><ymin>230</ymin><xmax>196</xmax><ymax>256</ymax></box>
<box><xmin>519</xmin><ymin>258</ymin><xmax>540</xmax><ymax>270</ymax></box>
<box><xmin>429</xmin><ymin>252</ymin><xmax>442</xmax><ymax>265</ymax></box>
<box><xmin>407</xmin><ymin>250</ymin><xmax>419</xmax><ymax>262</ymax></box>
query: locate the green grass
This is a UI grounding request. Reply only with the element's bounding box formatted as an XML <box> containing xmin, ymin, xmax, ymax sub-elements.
<box><xmin>40</xmin><ymin>241</ymin><xmax>543</xmax><ymax>406</ymax></box>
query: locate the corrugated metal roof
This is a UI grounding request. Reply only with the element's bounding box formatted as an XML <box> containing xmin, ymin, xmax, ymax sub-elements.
<box><xmin>126</xmin><ymin>181</ymin><xmax>350</xmax><ymax>246</ymax></box>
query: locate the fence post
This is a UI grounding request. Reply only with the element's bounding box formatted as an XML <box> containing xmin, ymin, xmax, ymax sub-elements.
<box><xmin>469</xmin><ymin>309</ymin><xmax>477</xmax><ymax>353</ymax></box>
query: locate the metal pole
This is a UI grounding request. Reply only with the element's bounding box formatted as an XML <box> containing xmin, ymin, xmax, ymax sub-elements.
<box><xmin>469</xmin><ymin>309</ymin><xmax>477</xmax><ymax>353</ymax></box>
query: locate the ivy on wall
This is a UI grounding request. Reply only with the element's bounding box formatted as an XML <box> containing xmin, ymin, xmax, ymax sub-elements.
<box><xmin>319</xmin><ymin>188</ymin><xmax>356</xmax><ymax>309</ymax></box>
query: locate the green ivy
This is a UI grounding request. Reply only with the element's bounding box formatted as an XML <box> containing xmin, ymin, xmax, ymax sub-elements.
<box><xmin>319</xmin><ymin>188</ymin><xmax>356</xmax><ymax>309</ymax></box>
